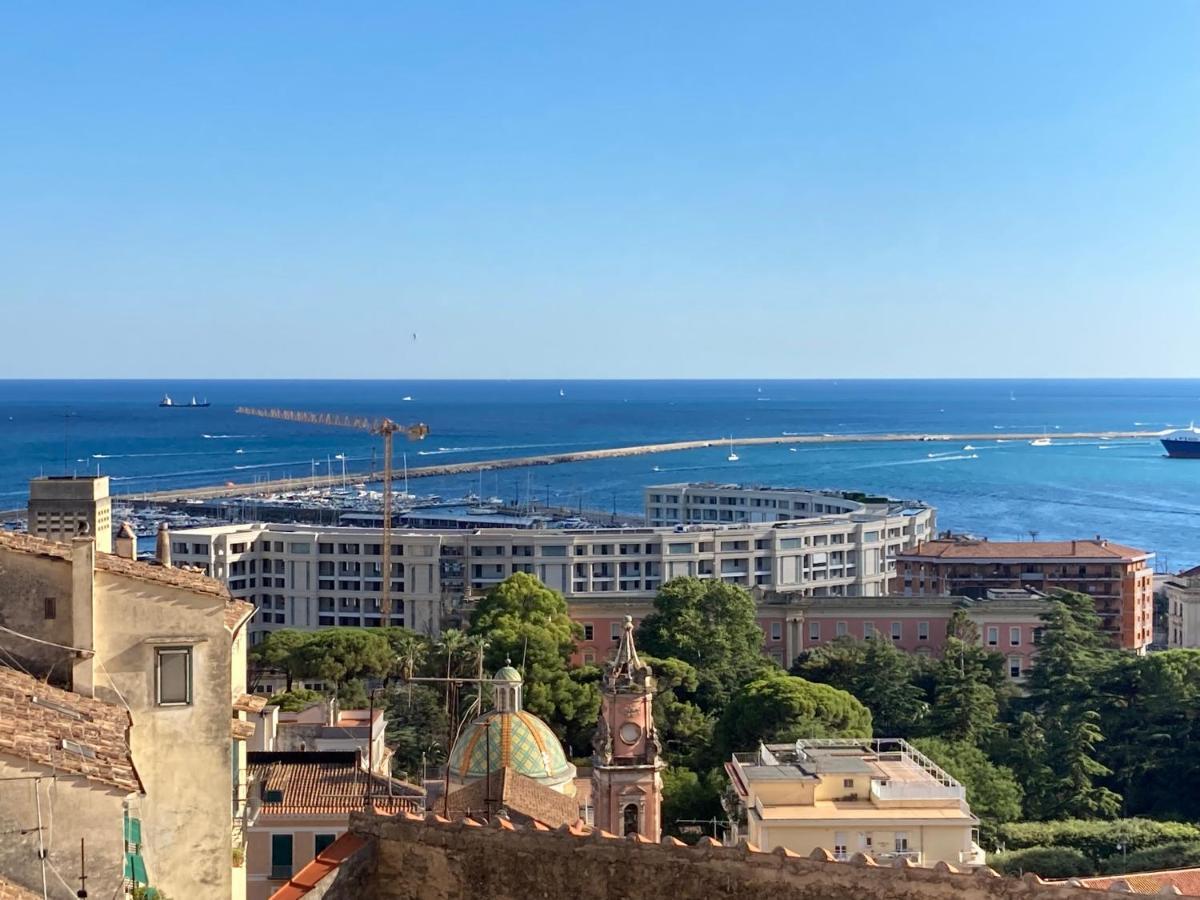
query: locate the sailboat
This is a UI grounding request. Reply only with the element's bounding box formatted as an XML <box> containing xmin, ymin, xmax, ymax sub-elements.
<box><xmin>727</xmin><ymin>437</ymin><xmax>739</xmax><ymax>462</ymax></box>
<box><xmin>1030</xmin><ymin>427</ymin><xmax>1051</xmax><ymax>447</ymax></box>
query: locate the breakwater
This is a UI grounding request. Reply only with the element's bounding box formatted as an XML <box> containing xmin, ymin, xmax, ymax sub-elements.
<box><xmin>108</xmin><ymin>430</ymin><xmax>1158</xmax><ymax>505</ymax></box>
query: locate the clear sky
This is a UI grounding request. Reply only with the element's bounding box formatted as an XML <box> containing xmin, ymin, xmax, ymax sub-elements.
<box><xmin>2</xmin><ymin>2</ymin><xmax>1198</xmax><ymax>379</ymax></box>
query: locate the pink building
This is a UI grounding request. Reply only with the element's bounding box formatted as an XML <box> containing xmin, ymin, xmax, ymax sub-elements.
<box><xmin>567</xmin><ymin>591</ymin><xmax>1049</xmax><ymax>681</ymax></box>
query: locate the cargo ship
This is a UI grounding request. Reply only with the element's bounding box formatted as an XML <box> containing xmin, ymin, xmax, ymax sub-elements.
<box><xmin>1161</xmin><ymin>425</ymin><xmax>1200</xmax><ymax>459</ymax></box>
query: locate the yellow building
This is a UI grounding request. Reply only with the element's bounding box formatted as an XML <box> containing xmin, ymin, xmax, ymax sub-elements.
<box><xmin>726</xmin><ymin>738</ymin><xmax>984</xmax><ymax>867</ymax></box>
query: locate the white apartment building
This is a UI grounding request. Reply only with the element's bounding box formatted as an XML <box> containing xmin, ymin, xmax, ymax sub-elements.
<box><xmin>644</xmin><ymin>482</ymin><xmax>918</xmax><ymax>527</ymax></box>
<box><xmin>1166</xmin><ymin>565</ymin><xmax>1200</xmax><ymax>648</ymax></box>
<box><xmin>167</xmin><ymin>487</ymin><xmax>934</xmax><ymax>649</ymax></box>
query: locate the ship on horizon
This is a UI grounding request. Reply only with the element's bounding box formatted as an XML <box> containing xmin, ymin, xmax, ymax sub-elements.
<box><xmin>1161</xmin><ymin>424</ymin><xmax>1200</xmax><ymax>459</ymax></box>
<box><xmin>159</xmin><ymin>394</ymin><xmax>210</xmax><ymax>408</ymax></box>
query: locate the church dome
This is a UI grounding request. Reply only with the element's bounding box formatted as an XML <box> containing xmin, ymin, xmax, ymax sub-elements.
<box><xmin>494</xmin><ymin>664</ymin><xmax>522</xmax><ymax>683</ymax></box>
<box><xmin>447</xmin><ymin>709</ymin><xmax>574</xmax><ymax>786</ymax></box>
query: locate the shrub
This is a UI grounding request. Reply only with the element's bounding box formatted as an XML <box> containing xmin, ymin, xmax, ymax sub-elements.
<box><xmin>997</xmin><ymin>818</ymin><xmax>1200</xmax><ymax>862</ymax></box>
<box><xmin>1100</xmin><ymin>840</ymin><xmax>1200</xmax><ymax>875</ymax></box>
<box><xmin>988</xmin><ymin>845</ymin><xmax>1095</xmax><ymax>878</ymax></box>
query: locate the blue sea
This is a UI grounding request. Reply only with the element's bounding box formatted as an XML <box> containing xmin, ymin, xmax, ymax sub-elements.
<box><xmin>2</xmin><ymin>380</ymin><xmax>1198</xmax><ymax>569</ymax></box>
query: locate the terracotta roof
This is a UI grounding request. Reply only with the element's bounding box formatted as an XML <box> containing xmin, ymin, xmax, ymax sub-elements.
<box><xmin>248</xmin><ymin>751</ymin><xmax>423</xmax><ymax>818</ymax></box>
<box><xmin>900</xmin><ymin>538</ymin><xmax>1149</xmax><ymax>562</ymax></box>
<box><xmin>268</xmin><ymin>832</ymin><xmax>367</xmax><ymax>900</ymax></box>
<box><xmin>0</xmin><ymin>874</ymin><xmax>41</xmax><ymax>900</ymax></box>
<box><xmin>1068</xmin><ymin>867</ymin><xmax>1200</xmax><ymax>894</ymax></box>
<box><xmin>234</xmin><ymin>693</ymin><xmax>268</xmax><ymax>713</ymax></box>
<box><xmin>232</xmin><ymin>719</ymin><xmax>257</xmax><ymax>741</ymax></box>
<box><xmin>444</xmin><ymin>767</ymin><xmax>580</xmax><ymax>828</ymax></box>
<box><xmin>1180</xmin><ymin>564</ymin><xmax>1200</xmax><ymax>578</ymax></box>
<box><xmin>0</xmin><ymin>664</ymin><xmax>141</xmax><ymax>793</ymax></box>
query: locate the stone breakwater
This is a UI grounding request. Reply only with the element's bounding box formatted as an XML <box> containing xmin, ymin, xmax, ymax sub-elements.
<box><xmin>76</xmin><ymin>430</ymin><xmax>1166</xmax><ymax>506</ymax></box>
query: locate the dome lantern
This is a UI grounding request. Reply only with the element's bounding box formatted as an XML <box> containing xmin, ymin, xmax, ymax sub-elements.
<box><xmin>493</xmin><ymin>660</ymin><xmax>522</xmax><ymax>712</ymax></box>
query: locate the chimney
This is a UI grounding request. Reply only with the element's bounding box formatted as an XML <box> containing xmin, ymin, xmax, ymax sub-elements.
<box><xmin>70</xmin><ymin>537</ymin><xmax>96</xmax><ymax>697</ymax></box>
<box><xmin>328</xmin><ymin>696</ymin><xmax>340</xmax><ymax>727</ymax></box>
<box><xmin>115</xmin><ymin>522</ymin><xmax>137</xmax><ymax>560</ymax></box>
<box><xmin>155</xmin><ymin>522</ymin><xmax>172</xmax><ymax>567</ymax></box>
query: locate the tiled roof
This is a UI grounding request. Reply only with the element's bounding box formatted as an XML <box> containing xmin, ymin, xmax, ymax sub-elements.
<box><xmin>232</xmin><ymin>719</ymin><xmax>257</xmax><ymax>741</ymax></box>
<box><xmin>1180</xmin><ymin>564</ymin><xmax>1200</xmax><ymax>578</ymax></box>
<box><xmin>900</xmin><ymin>538</ymin><xmax>1149</xmax><ymax>561</ymax></box>
<box><xmin>234</xmin><ymin>693</ymin><xmax>268</xmax><ymax>713</ymax></box>
<box><xmin>268</xmin><ymin>833</ymin><xmax>367</xmax><ymax>900</ymax></box>
<box><xmin>0</xmin><ymin>874</ymin><xmax>41</xmax><ymax>900</ymax></box>
<box><xmin>0</xmin><ymin>530</ymin><xmax>253</xmax><ymax>631</ymax></box>
<box><xmin>0</xmin><ymin>665</ymin><xmax>141</xmax><ymax>793</ymax></box>
<box><xmin>445</xmin><ymin>766</ymin><xmax>580</xmax><ymax>828</ymax></box>
<box><xmin>248</xmin><ymin>751</ymin><xmax>423</xmax><ymax>818</ymax></box>
<box><xmin>1069</xmin><ymin>867</ymin><xmax>1200</xmax><ymax>894</ymax></box>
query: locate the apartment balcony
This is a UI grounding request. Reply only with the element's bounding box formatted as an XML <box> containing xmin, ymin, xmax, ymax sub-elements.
<box><xmin>870</xmin><ymin>780</ymin><xmax>964</xmax><ymax>804</ymax></box>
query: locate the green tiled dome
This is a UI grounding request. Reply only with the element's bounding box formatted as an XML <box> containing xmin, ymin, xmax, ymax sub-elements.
<box><xmin>447</xmin><ymin>710</ymin><xmax>572</xmax><ymax>782</ymax></box>
<box><xmin>494</xmin><ymin>665</ymin><xmax>522</xmax><ymax>683</ymax></box>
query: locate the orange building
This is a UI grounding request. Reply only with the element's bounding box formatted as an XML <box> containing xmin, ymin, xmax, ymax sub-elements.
<box><xmin>893</xmin><ymin>537</ymin><xmax>1153</xmax><ymax>652</ymax></box>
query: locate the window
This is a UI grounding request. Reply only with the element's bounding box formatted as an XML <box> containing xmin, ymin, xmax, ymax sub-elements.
<box><xmin>271</xmin><ymin>834</ymin><xmax>294</xmax><ymax>879</ymax></box>
<box><xmin>770</xmin><ymin>622</ymin><xmax>782</xmax><ymax>641</ymax></box>
<box><xmin>986</xmin><ymin>626</ymin><xmax>998</xmax><ymax>646</ymax></box>
<box><xmin>894</xmin><ymin>832</ymin><xmax>908</xmax><ymax>852</ymax></box>
<box><xmin>808</xmin><ymin>621</ymin><xmax>820</xmax><ymax>642</ymax></box>
<box><xmin>1010</xmin><ymin>627</ymin><xmax>1021</xmax><ymax>647</ymax></box>
<box><xmin>583</xmin><ymin>624</ymin><xmax>595</xmax><ymax>641</ymax></box>
<box><xmin>863</xmin><ymin>622</ymin><xmax>875</xmax><ymax>639</ymax></box>
<box><xmin>834</xmin><ymin>831</ymin><xmax>848</xmax><ymax>861</ymax></box>
<box><xmin>1008</xmin><ymin>656</ymin><xmax>1022</xmax><ymax>679</ymax></box>
<box><xmin>44</xmin><ymin>597</ymin><xmax>56</xmax><ymax>620</ymax></box>
<box><xmin>611</xmin><ymin>622</ymin><xmax>621</xmax><ymax>641</ymax></box>
<box><xmin>668</xmin><ymin>542</ymin><xmax>693</xmax><ymax>555</ymax></box>
<box><xmin>917</xmin><ymin>621</ymin><xmax>929</xmax><ymax>641</ymax></box>
<box><xmin>622</xmin><ymin>803</ymin><xmax>639</xmax><ymax>836</ymax></box>
<box><xmin>155</xmin><ymin>648</ymin><xmax>192</xmax><ymax>706</ymax></box>
<box><xmin>842</xmin><ymin>778</ymin><xmax>854</xmax><ymax>789</ymax></box>
<box><xmin>890</xmin><ymin>621</ymin><xmax>902</xmax><ymax>641</ymax></box>
<box><xmin>314</xmin><ymin>833</ymin><xmax>337</xmax><ymax>856</ymax></box>
<box><xmin>835</xmin><ymin>621</ymin><xmax>847</xmax><ymax>637</ymax></box>
<box><xmin>541</xmin><ymin>545</ymin><xmax>567</xmax><ymax>557</ymax></box>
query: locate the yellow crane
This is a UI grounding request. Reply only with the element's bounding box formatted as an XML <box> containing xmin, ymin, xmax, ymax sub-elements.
<box><xmin>235</xmin><ymin>406</ymin><xmax>429</xmax><ymax>622</ymax></box>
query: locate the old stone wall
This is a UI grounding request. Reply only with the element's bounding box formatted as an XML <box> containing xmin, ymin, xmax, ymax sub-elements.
<box><xmin>319</xmin><ymin>813</ymin><xmax>1163</xmax><ymax>900</ymax></box>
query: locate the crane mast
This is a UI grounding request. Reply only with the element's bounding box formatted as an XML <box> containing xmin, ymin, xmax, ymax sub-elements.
<box><xmin>235</xmin><ymin>406</ymin><xmax>429</xmax><ymax>622</ymax></box>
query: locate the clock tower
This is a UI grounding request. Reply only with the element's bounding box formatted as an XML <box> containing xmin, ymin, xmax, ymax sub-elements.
<box><xmin>591</xmin><ymin>616</ymin><xmax>664</xmax><ymax>840</ymax></box>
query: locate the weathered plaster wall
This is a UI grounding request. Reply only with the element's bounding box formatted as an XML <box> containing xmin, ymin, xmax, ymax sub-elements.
<box><xmin>0</xmin><ymin>546</ymin><xmax>75</xmax><ymax>680</ymax></box>
<box><xmin>319</xmin><ymin>814</ymin><xmax>1165</xmax><ymax>900</ymax></box>
<box><xmin>0</xmin><ymin>758</ymin><xmax>128</xmax><ymax>900</ymax></box>
<box><xmin>95</xmin><ymin>571</ymin><xmax>236</xmax><ymax>900</ymax></box>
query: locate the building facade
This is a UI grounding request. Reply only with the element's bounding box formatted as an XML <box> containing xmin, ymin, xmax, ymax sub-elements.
<box><xmin>27</xmin><ymin>474</ymin><xmax>112</xmax><ymax>554</ymax></box>
<box><xmin>168</xmin><ymin>489</ymin><xmax>934</xmax><ymax>652</ymax></box>
<box><xmin>726</xmin><ymin>738</ymin><xmax>983</xmax><ymax>867</ymax></box>
<box><xmin>0</xmin><ymin>530</ymin><xmax>255</xmax><ymax>900</ymax></box>
<box><xmin>1166</xmin><ymin>565</ymin><xmax>1200</xmax><ymax>648</ymax></box>
<box><xmin>894</xmin><ymin>537</ymin><xmax>1154</xmax><ymax>652</ymax></box>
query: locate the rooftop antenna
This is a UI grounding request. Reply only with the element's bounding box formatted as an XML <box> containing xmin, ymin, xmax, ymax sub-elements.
<box><xmin>1029</xmin><ymin>530</ymin><xmax>1039</xmax><ymax>542</ymax></box>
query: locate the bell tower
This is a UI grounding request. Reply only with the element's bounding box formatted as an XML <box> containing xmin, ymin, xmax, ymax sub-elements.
<box><xmin>591</xmin><ymin>615</ymin><xmax>664</xmax><ymax>840</ymax></box>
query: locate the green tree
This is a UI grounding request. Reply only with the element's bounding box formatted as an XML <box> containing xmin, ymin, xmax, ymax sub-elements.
<box><xmin>467</xmin><ymin>573</ymin><xmax>600</xmax><ymax>750</ymax></box>
<box><xmin>637</xmin><ymin>578</ymin><xmax>773</xmax><ymax>712</ymax></box>
<box><xmin>988</xmin><ymin>846</ymin><xmax>1095</xmax><ymax>879</ymax></box>
<box><xmin>381</xmin><ymin>626</ymin><xmax>430</xmax><ymax>682</ymax></box>
<box><xmin>1022</xmin><ymin>593</ymin><xmax>1122</xmax><ymax>819</ymax></box>
<box><xmin>296</xmin><ymin>628</ymin><xmax>393</xmax><ymax>690</ymax></box>
<box><xmin>250</xmin><ymin>629</ymin><xmax>312</xmax><ymax>691</ymax></box>
<box><xmin>913</xmin><ymin>737</ymin><xmax>1023</xmax><ymax>841</ymax></box>
<box><xmin>385</xmin><ymin>683</ymin><xmax>450</xmax><ymax>780</ymax></box>
<box><xmin>661</xmin><ymin>766</ymin><xmax>725</xmax><ymax>839</ymax></box>
<box><xmin>927</xmin><ymin>611</ymin><xmax>1007</xmax><ymax>747</ymax></box>
<box><xmin>714</xmin><ymin>672</ymin><xmax>871</xmax><ymax>757</ymax></box>
<box><xmin>792</xmin><ymin>637</ymin><xmax>929</xmax><ymax>737</ymax></box>
<box><xmin>643</xmin><ymin>655</ymin><xmax>715</xmax><ymax>769</ymax></box>
<box><xmin>266</xmin><ymin>688</ymin><xmax>324</xmax><ymax>712</ymax></box>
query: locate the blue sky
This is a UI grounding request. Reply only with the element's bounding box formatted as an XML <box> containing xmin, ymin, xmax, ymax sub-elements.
<box><xmin>2</xmin><ymin>2</ymin><xmax>1198</xmax><ymax>378</ymax></box>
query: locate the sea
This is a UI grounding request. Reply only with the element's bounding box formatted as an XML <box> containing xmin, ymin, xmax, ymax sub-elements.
<box><xmin>2</xmin><ymin>379</ymin><xmax>1198</xmax><ymax>569</ymax></box>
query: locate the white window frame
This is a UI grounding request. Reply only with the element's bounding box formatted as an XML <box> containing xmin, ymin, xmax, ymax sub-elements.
<box><xmin>986</xmin><ymin>626</ymin><xmax>999</xmax><ymax>647</ymax></box>
<box><xmin>917</xmin><ymin>621</ymin><xmax>929</xmax><ymax>640</ymax></box>
<box><xmin>1010</xmin><ymin>626</ymin><xmax>1021</xmax><ymax>646</ymax></box>
<box><xmin>890</xmin><ymin>621</ymin><xmax>901</xmax><ymax>641</ymax></box>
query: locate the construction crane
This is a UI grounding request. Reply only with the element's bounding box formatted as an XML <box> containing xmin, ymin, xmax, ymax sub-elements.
<box><xmin>235</xmin><ymin>407</ymin><xmax>429</xmax><ymax>622</ymax></box>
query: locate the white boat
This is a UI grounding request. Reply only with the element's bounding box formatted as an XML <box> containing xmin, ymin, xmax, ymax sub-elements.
<box><xmin>727</xmin><ymin>437</ymin><xmax>739</xmax><ymax>462</ymax></box>
<box><xmin>1030</xmin><ymin>437</ymin><xmax>1051</xmax><ymax>447</ymax></box>
<box><xmin>559</xmin><ymin>388</ymin><xmax>565</xmax><ymax>397</ymax></box>
<box><xmin>963</xmin><ymin>444</ymin><xmax>976</xmax><ymax>451</ymax></box>
<box><xmin>402</xmin><ymin>395</ymin><xmax>413</xmax><ymax>401</ymax></box>
<box><xmin>789</xmin><ymin>448</ymin><xmax>797</xmax><ymax>453</ymax></box>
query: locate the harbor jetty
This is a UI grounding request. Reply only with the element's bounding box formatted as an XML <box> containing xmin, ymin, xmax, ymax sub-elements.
<box><xmin>103</xmin><ymin>429</ymin><xmax>1158</xmax><ymax>506</ymax></box>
